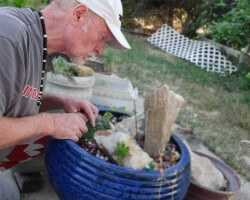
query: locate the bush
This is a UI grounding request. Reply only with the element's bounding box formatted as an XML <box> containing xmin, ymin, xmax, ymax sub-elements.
<box><xmin>210</xmin><ymin>0</ymin><xmax>250</xmax><ymax>49</ymax></box>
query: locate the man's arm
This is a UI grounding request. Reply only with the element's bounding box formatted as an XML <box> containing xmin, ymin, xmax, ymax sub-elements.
<box><xmin>0</xmin><ymin>112</ymin><xmax>87</xmax><ymax>149</ymax></box>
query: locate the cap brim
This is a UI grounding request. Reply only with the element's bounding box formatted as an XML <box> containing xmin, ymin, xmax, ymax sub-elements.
<box><xmin>105</xmin><ymin>21</ymin><xmax>131</xmax><ymax>50</ymax></box>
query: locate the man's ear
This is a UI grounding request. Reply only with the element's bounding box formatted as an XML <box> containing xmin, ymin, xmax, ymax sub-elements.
<box><xmin>71</xmin><ymin>4</ymin><xmax>88</xmax><ymax>26</ymax></box>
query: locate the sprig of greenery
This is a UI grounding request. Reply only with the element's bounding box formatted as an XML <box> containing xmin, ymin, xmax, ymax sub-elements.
<box><xmin>79</xmin><ymin>112</ymin><xmax>112</xmax><ymax>141</ymax></box>
<box><xmin>144</xmin><ymin>162</ymin><xmax>156</xmax><ymax>171</ymax></box>
<box><xmin>114</xmin><ymin>141</ymin><xmax>131</xmax><ymax>165</ymax></box>
<box><xmin>52</xmin><ymin>56</ymin><xmax>77</xmax><ymax>79</ymax></box>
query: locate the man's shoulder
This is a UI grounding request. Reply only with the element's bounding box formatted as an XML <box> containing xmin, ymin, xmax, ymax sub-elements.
<box><xmin>0</xmin><ymin>7</ymin><xmax>36</xmax><ymax>43</ymax></box>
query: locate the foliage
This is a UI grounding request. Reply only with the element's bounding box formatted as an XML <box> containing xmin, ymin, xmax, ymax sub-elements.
<box><xmin>114</xmin><ymin>141</ymin><xmax>131</xmax><ymax>165</ymax></box>
<box><xmin>200</xmin><ymin>0</ymin><xmax>234</xmax><ymax>27</ymax></box>
<box><xmin>81</xmin><ymin>113</ymin><xmax>112</xmax><ymax>141</ymax></box>
<box><xmin>246</xmin><ymin>72</ymin><xmax>250</xmax><ymax>79</ymax></box>
<box><xmin>52</xmin><ymin>56</ymin><xmax>93</xmax><ymax>78</ymax></box>
<box><xmin>210</xmin><ymin>0</ymin><xmax>250</xmax><ymax>49</ymax></box>
<box><xmin>0</xmin><ymin>0</ymin><xmax>49</xmax><ymax>8</ymax></box>
<box><xmin>103</xmin><ymin>50</ymin><xmax>116</xmax><ymax>72</ymax></box>
<box><xmin>52</xmin><ymin>56</ymin><xmax>78</xmax><ymax>78</ymax></box>
<box><xmin>144</xmin><ymin>162</ymin><xmax>156</xmax><ymax>171</ymax></box>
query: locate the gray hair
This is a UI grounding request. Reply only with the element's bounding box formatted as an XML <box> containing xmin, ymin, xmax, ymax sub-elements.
<box><xmin>51</xmin><ymin>0</ymin><xmax>80</xmax><ymax>10</ymax></box>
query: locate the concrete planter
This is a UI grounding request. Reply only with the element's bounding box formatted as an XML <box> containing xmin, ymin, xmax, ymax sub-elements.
<box><xmin>45</xmin><ymin>72</ymin><xmax>95</xmax><ymax>100</ymax></box>
<box><xmin>91</xmin><ymin>73</ymin><xmax>138</xmax><ymax>114</ymax></box>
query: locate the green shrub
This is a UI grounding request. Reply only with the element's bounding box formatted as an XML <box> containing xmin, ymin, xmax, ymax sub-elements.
<box><xmin>210</xmin><ymin>0</ymin><xmax>250</xmax><ymax>49</ymax></box>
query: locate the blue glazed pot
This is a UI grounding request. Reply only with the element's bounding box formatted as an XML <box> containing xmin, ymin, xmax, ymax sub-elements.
<box><xmin>45</xmin><ymin>134</ymin><xmax>190</xmax><ymax>200</ymax></box>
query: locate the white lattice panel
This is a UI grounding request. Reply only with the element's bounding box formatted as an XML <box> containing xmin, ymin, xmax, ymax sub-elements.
<box><xmin>147</xmin><ymin>24</ymin><xmax>237</xmax><ymax>74</ymax></box>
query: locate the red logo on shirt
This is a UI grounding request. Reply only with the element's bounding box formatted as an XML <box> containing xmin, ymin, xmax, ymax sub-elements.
<box><xmin>0</xmin><ymin>136</ymin><xmax>49</xmax><ymax>170</ymax></box>
<box><xmin>22</xmin><ymin>85</ymin><xmax>40</xmax><ymax>101</ymax></box>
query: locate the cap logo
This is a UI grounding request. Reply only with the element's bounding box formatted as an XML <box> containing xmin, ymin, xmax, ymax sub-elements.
<box><xmin>119</xmin><ymin>14</ymin><xmax>123</xmax><ymax>21</ymax></box>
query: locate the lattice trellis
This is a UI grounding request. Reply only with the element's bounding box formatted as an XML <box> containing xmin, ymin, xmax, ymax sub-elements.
<box><xmin>147</xmin><ymin>24</ymin><xmax>237</xmax><ymax>74</ymax></box>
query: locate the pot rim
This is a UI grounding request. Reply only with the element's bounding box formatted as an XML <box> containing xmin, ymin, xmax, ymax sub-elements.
<box><xmin>63</xmin><ymin>133</ymin><xmax>190</xmax><ymax>177</ymax></box>
<box><xmin>46</xmin><ymin>72</ymin><xmax>95</xmax><ymax>88</ymax></box>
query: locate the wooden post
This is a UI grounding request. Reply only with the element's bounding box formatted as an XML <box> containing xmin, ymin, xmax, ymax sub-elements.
<box><xmin>144</xmin><ymin>85</ymin><xmax>184</xmax><ymax>158</ymax></box>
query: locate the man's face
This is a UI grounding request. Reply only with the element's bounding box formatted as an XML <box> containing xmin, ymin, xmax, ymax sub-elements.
<box><xmin>64</xmin><ymin>11</ymin><xmax>113</xmax><ymax>64</ymax></box>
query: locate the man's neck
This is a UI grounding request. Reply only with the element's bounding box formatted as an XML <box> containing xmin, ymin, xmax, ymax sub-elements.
<box><xmin>41</xmin><ymin>5</ymin><xmax>69</xmax><ymax>54</ymax></box>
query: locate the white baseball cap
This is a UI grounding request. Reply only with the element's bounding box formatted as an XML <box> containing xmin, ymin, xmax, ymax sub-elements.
<box><xmin>76</xmin><ymin>0</ymin><xmax>131</xmax><ymax>50</ymax></box>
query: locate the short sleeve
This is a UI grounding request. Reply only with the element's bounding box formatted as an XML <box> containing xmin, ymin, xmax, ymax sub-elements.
<box><xmin>0</xmin><ymin>36</ymin><xmax>25</xmax><ymax>117</ymax></box>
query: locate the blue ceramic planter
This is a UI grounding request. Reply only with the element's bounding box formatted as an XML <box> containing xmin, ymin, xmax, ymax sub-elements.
<box><xmin>45</xmin><ymin>134</ymin><xmax>190</xmax><ymax>200</ymax></box>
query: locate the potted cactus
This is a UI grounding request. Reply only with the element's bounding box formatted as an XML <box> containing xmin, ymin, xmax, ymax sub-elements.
<box><xmin>44</xmin><ymin>56</ymin><xmax>95</xmax><ymax>100</ymax></box>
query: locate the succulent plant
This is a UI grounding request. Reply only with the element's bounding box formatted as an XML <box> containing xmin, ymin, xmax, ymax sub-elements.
<box><xmin>114</xmin><ymin>141</ymin><xmax>131</xmax><ymax>165</ymax></box>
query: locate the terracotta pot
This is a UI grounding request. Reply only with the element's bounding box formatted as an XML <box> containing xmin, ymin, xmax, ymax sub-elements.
<box><xmin>185</xmin><ymin>151</ymin><xmax>241</xmax><ymax>200</ymax></box>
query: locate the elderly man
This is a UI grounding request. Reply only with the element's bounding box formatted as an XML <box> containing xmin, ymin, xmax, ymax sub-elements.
<box><xmin>0</xmin><ymin>0</ymin><xmax>130</xmax><ymax>199</ymax></box>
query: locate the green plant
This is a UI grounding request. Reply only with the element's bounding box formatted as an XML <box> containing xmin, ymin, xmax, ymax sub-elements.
<box><xmin>246</xmin><ymin>72</ymin><xmax>250</xmax><ymax>79</ymax></box>
<box><xmin>103</xmin><ymin>50</ymin><xmax>115</xmax><ymax>72</ymax></box>
<box><xmin>144</xmin><ymin>162</ymin><xmax>156</xmax><ymax>171</ymax></box>
<box><xmin>52</xmin><ymin>56</ymin><xmax>77</xmax><ymax>78</ymax></box>
<box><xmin>103</xmin><ymin>112</ymin><xmax>113</xmax><ymax>122</ymax></box>
<box><xmin>210</xmin><ymin>0</ymin><xmax>250</xmax><ymax>49</ymax></box>
<box><xmin>52</xmin><ymin>56</ymin><xmax>93</xmax><ymax>78</ymax></box>
<box><xmin>0</xmin><ymin>0</ymin><xmax>49</xmax><ymax>8</ymax></box>
<box><xmin>80</xmin><ymin>112</ymin><xmax>112</xmax><ymax>141</ymax></box>
<box><xmin>114</xmin><ymin>141</ymin><xmax>131</xmax><ymax>165</ymax></box>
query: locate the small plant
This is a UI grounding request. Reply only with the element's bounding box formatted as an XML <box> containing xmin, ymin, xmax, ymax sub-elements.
<box><xmin>144</xmin><ymin>162</ymin><xmax>156</xmax><ymax>171</ymax></box>
<box><xmin>79</xmin><ymin>112</ymin><xmax>112</xmax><ymax>141</ymax></box>
<box><xmin>103</xmin><ymin>112</ymin><xmax>113</xmax><ymax>122</ymax></box>
<box><xmin>52</xmin><ymin>56</ymin><xmax>77</xmax><ymax>78</ymax></box>
<box><xmin>114</xmin><ymin>141</ymin><xmax>131</xmax><ymax>165</ymax></box>
<box><xmin>246</xmin><ymin>72</ymin><xmax>250</xmax><ymax>80</ymax></box>
<box><xmin>52</xmin><ymin>56</ymin><xmax>94</xmax><ymax>78</ymax></box>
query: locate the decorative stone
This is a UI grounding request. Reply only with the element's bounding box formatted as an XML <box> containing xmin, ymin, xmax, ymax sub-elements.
<box><xmin>184</xmin><ymin>142</ymin><xmax>226</xmax><ymax>190</ymax></box>
<box><xmin>144</xmin><ymin>85</ymin><xmax>184</xmax><ymax>157</ymax></box>
<box><xmin>94</xmin><ymin>130</ymin><xmax>153</xmax><ymax>169</ymax></box>
<box><xmin>114</xmin><ymin>113</ymin><xmax>145</xmax><ymax>138</ymax></box>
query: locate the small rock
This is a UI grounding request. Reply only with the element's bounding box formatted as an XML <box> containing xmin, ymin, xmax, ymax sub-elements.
<box><xmin>114</xmin><ymin>113</ymin><xmax>145</xmax><ymax>138</ymax></box>
<box><xmin>94</xmin><ymin>130</ymin><xmax>153</xmax><ymax>169</ymax></box>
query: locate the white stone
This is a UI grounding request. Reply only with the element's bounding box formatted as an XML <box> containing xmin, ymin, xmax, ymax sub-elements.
<box><xmin>184</xmin><ymin>142</ymin><xmax>226</xmax><ymax>190</ymax></box>
<box><xmin>114</xmin><ymin>113</ymin><xmax>145</xmax><ymax>138</ymax></box>
<box><xmin>94</xmin><ymin>130</ymin><xmax>153</xmax><ymax>169</ymax></box>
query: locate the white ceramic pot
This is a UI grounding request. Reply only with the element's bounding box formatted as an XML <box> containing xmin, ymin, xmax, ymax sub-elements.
<box><xmin>44</xmin><ymin>72</ymin><xmax>95</xmax><ymax>101</ymax></box>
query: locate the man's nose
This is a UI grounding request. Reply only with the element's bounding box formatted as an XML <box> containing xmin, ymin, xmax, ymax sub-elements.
<box><xmin>94</xmin><ymin>43</ymin><xmax>105</xmax><ymax>55</ymax></box>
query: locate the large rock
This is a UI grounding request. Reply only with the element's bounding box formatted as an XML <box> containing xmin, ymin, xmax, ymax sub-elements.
<box><xmin>144</xmin><ymin>85</ymin><xmax>184</xmax><ymax>157</ymax></box>
<box><xmin>183</xmin><ymin>141</ymin><xmax>227</xmax><ymax>190</ymax></box>
<box><xmin>94</xmin><ymin>130</ymin><xmax>153</xmax><ymax>169</ymax></box>
<box><xmin>190</xmin><ymin>150</ymin><xmax>226</xmax><ymax>190</ymax></box>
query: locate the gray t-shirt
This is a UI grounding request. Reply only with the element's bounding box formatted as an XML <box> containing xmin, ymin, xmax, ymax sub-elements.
<box><xmin>0</xmin><ymin>7</ymin><xmax>53</xmax><ymax>170</ymax></box>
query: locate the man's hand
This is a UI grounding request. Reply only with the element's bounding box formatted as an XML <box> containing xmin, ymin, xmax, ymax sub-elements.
<box><xmin>49</xmin><ymin>112</ymin><xmax>88</xmax><ymax>142</ymax></box>
<box><xmin>40</xmin><ymin>94</ymin><xmax>99</xmax><ymax>127</ymax></box>
<box><xmin>62</xmin><ymin>98</ymin><xmax>98</xmax><ymax>127</ymax></box>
